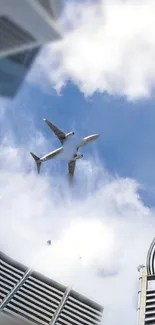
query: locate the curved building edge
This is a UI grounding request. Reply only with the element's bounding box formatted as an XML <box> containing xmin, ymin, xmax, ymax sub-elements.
<box><xmin>146</xmin><ymin>237</ymin><xmax>155</xmax><ymax>276</ymax></box>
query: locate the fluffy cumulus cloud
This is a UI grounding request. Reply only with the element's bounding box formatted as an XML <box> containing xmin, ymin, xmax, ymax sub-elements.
<box><xmin>30</xmin><ymin>0</ymin><xmax>155</xmax><ymax>99</ymax></box>
<box><xmin>0</xmin><ymin>136</ymin><xmax>155</xmax><ymax>325</ymax></box>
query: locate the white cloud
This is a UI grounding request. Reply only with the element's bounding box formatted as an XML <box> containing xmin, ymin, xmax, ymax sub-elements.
<box><xmin>31</xmin><ymin>0</ymin><xmax>155</xmax><ymax>100</ymax></box>
<box><xmin>0</xmin><ymin>97</ymin><xmax>9</xmax><ymax>120</ymax></box>
<box><xmin>0</xmin><ymin>139</ymin><xmax>155</xmax><ymax>325</ymax></box>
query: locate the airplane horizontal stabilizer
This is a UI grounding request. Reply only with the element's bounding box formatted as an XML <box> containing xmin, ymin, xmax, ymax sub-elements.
<box><xmin>30</xmin><ymin>152</ymin><xmax>41</xmax><ymax>174</ymax></box>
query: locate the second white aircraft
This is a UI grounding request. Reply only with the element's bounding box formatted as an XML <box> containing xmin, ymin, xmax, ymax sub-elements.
<box><xmin>30</xmin><ymin>119</ymin><xmax>100</xmax><ymax>179</ymax></box>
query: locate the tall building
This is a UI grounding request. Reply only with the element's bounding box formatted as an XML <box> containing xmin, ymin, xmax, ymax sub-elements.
<box><xmin>0</xmin><ymin>251</ymin><xmax>104</xmax><ymax>325</ymax></box>
<box><xmin>137</xmin><ymin>238</ymin><xmax>155</xmax><ymax>325</ymax></box>
<box><xmin>0</xmin><ymin>48</ymin><xmax>40</xmax><ymax>98</ymax></box>
<box><xmin>0</xmin><ymin>0</ymin><xmax>63</xmax><ymax>59</ymax></box>
<box><xmin>0</xmin><ymin>0</ymin><xmax>63</xmax><ymax>98</ymax></box>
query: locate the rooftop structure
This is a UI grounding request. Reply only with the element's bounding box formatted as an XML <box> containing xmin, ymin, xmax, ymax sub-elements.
<box><xmin>0</xmin><ymin>251</ymin><xmax>104</xmax><ymax>325</ymax></box>
<box><xmin>137</xmin><ymin>238</ymin><xmax>155</xmax><ymax>325</ymax></box>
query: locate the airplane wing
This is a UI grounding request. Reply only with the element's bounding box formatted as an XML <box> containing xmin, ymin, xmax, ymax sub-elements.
<box><xmin>68</xmin><ymin>159</ymin><xmax>76</xmax><ymax>181</ymax></box>
<box><xmin>44</xmin><ymin>119</ymin><xmax>66</xmax><ymax>144</ymax></box>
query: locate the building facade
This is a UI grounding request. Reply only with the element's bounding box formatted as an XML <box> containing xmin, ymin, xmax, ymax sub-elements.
<box><xmin>0</xmin><ymin>0</ymin><xmax>63</xmax><ymax>98</ymax></box>
<box><xmin>137</xmin><ymin>238</ymin><xmax>155</xmax><ymax>325</ymax></box>
<box><xmin>0</xmin><ymin>0</ymin><xmax>63</xmax><ymax>59</ymax></box>
<box><xmin>0</xmin><ymin>251</ymin><xmax>103</xmax><ymax>325</ymax></box>
<box><xmin>0</xmin><ymin>47</ymin><xmax>40</xmax><ymax>98</ymax></box>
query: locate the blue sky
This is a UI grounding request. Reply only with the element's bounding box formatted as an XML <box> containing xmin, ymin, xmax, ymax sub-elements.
<box><xmin>1</xmin><ymin>1</ymin><xmax>155</xmax><ymax>325</ymax></box>
<box><xmin>3</xmin><ymin>76</ymin><xmax>155</xmax><ymax>206</ymax></box>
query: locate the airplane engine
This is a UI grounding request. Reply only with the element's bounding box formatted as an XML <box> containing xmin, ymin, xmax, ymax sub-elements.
<box><xmin>74</xmin><ymin>154</ymin><xmax>83</xmax><ymax>161</ymax></box>
<box><xmin>66</xmin><ymin>131</ymin><xmax>75</xmax><ymax>138</ymax></box>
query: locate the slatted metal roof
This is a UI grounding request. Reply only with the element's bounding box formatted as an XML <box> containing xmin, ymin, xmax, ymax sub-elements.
<box><xmin>0</xmin><ymin>252</ymin><xmax>103</xmax><ymax>325</ymax></box>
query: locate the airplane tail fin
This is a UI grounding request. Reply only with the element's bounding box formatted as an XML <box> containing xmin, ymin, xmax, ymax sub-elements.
<box><xmin>30</xmin><ymin>152</ymin><xmax>41</xmax><ymax>174</ymax></box>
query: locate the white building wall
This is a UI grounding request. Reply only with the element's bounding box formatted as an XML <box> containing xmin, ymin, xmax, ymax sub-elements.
<box><xmin>137</xmin><ymin>266</ymin><xmax>147</xmax><ymax>325</ymax></box>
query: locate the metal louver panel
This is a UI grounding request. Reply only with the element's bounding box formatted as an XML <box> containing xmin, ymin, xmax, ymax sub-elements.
<box><xmin>0</xmin><ymin>16</ymin><xmax>36</xmax><ymax>52</ymax></box>
<box><xmin>0</xmin><ymin>256</ymin><xmax>25</xmax><ymax>303</ymax></box>
<box><xmin>145</xmin><ymin>289</ymin><xmax>155</xmax><ymax>324</ymax></box>
<box><xmin>57</xmin><ymin>293</ymin><xmax>103</xmax><ymax>325</ymax></box>
<box><xmin>0</xmin><ymin>252</ymin><xmax>103</xmax><ymax>325</ymax></box>
<box><xmin>3</xmin><ymin>275</ymin><xmax>65</xmax><ymax>325</ymax></box>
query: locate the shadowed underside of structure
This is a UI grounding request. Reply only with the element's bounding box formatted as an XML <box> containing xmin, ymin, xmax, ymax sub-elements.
<box><xmin>0</xmin><ymin>0</ymin><xmax>63</xmax><ymax>98</ymax></box>
<box><xmin>0</xmin><ymin>47</ymin><xmax>40</xmax><ymax>98</ymax></box>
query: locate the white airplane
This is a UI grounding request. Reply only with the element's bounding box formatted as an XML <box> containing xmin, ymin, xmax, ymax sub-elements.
<box><xmin>30</xmin><ymin>119</ymin><xmax>100</xmax><ymax>178</ymax></box>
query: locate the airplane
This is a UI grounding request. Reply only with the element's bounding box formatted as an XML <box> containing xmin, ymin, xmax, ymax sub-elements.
<box><xmin>30</xmin><ymin>119</ymin><xmax>100</xmax><ymax>179</ymax></box>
